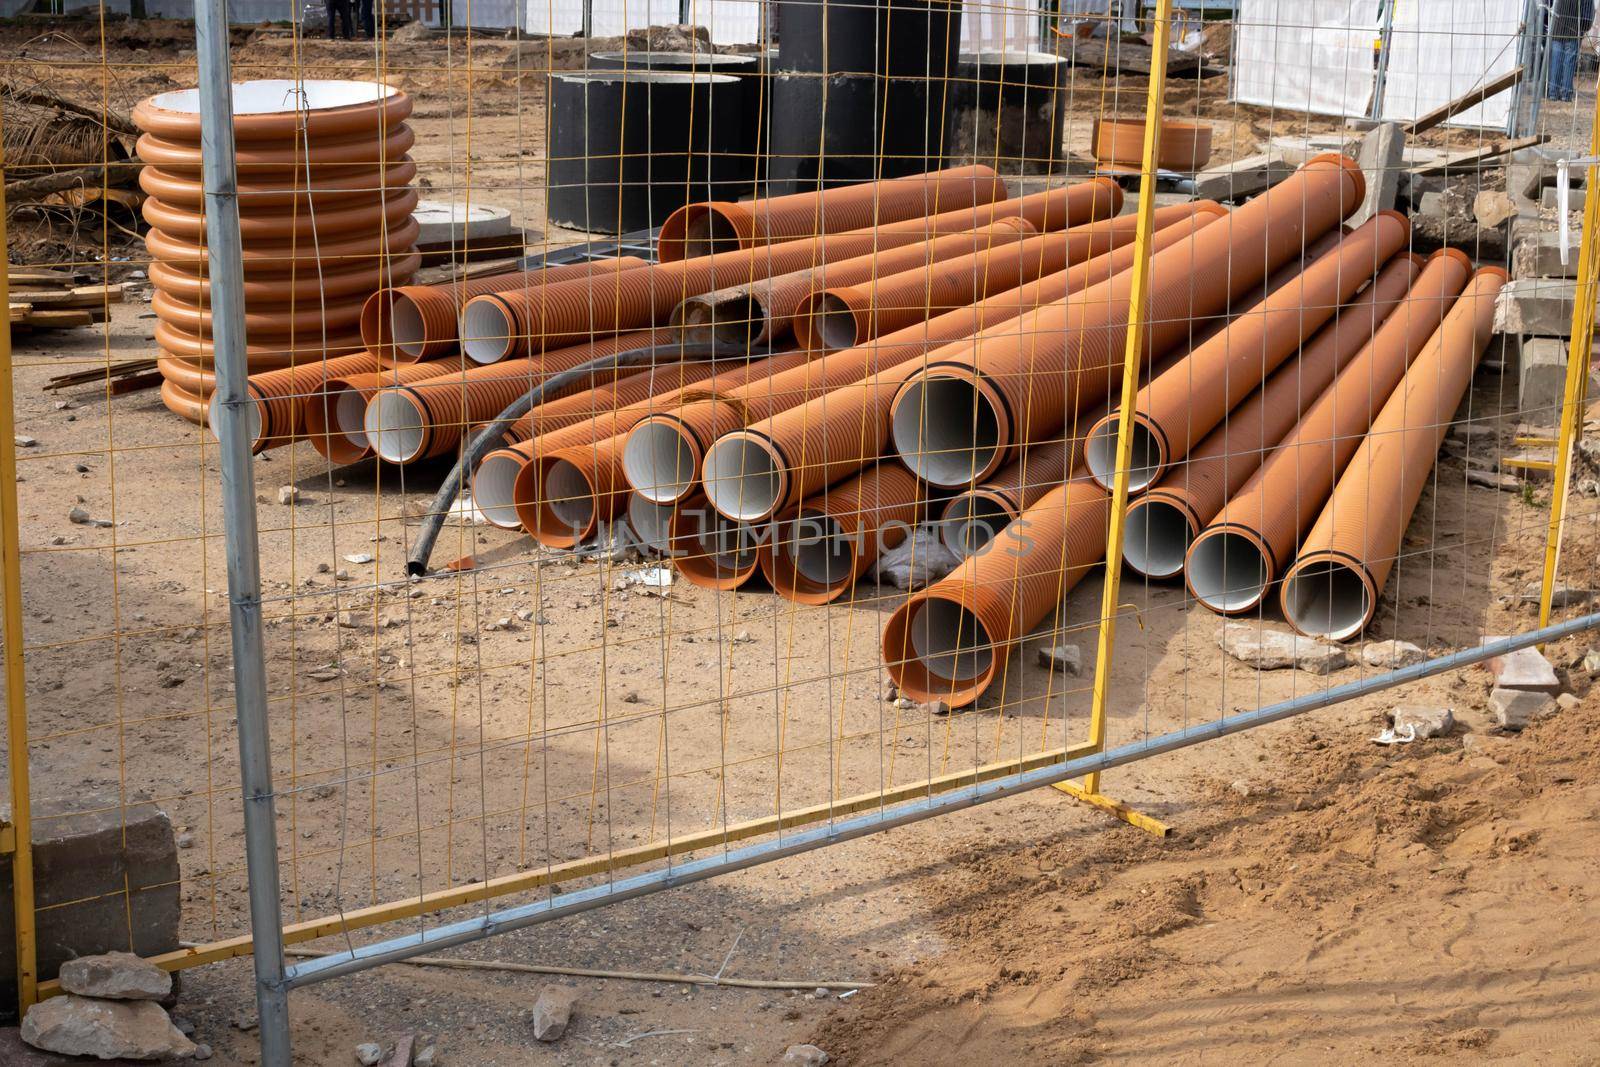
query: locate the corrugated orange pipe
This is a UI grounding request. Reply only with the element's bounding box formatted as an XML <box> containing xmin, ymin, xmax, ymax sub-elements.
<box><xmin>148</xmin><ymin>255</ymin><xmax>421</xmax><ymax>305</ymax></box>
<box><xmin>1124</xmin><ymin>254</ymin><xmax>1425</xmax><ymax>580</ymax></box>
<box><xmin>141</xmin><ymin>188</ymin><xmax>419</xmax><ymax>242</ymax></box>
<box><xmin>655</xmin><ymin>165</ymin><xmax>1011</xmax><ymax>261</ymax></box>
<box><xmin>362</xmin><ymin>256</ymin><xmax>648</xmax><ymax>362</ymax></box>
<box><xmin>794</xmin><ymin>202</ymin><xmax>1205</xmax><ymax>352</ymax></box>
<box><xmin>217</xmin><ymin>349</ymin><xmax>384</xmax><ymax>452</ymax></box>
<box><xmin>1280</xmin><ymin>268</ymin><xmax>1508</xmax><ymax>640</ymax></box>
<box><xmin>304</xmin><ymin>357</ymin><xmax>472</xmax><ymax>465</ymax></box>
<box><xmin>1082</xmin><ymin>210</ymin><xmax>1411</xmax><ymax>494</ymax></box>
<box><xmin>691</xmin><ymin>207</ymin><xmax>1228</xmax><ymax>524</ymax></box>
<box><xmin>761</xmin><ymin>463</ymin><xmax>928</xmax><ymax>604</ymax></box>
<box><xmin>669</xmin><ymin>507</ymin><xmax>766</xmax><ymax>590</ymax></box>
<box><xmin>674</xmin><ymin>218</ymin><xmax>1038</xmax><ymax>349</ymax></box>
<box><xmin>528</xmin><ymin>351</ymin><xmax>814</xmax><ymax>547</ymax></box>
<box><xmin>143</xmin><ymin>217</ymin><xmax>421</xmax><ymax>275</ymax></box>
<box><xmin>882</xmin><ymin>478</ymin><xmax>1110</xmax><ymax>707</ymax></box>
<box><xmin>138</xmin><ymin>158</ymin><xmax>418</xmax><ymax>209</ymax></box>
<box><xmin>471</xmin><ymin>360</ymin><xmax>729</xmax><ymax>529</ymax></box>
<box><xmin>887</xmin><ymin>155</ymin><xmax>1364</xmax><ymax>491</ymax></box>
<box><xmin>1184</xmin><ymin>248</ymin><xmax>1474</xmax><ymax>615</ymax></box>
<box><xmin>937</xmin><ymin>436</ymin><xmax>1078</xmax><ymax>559</ymax></box>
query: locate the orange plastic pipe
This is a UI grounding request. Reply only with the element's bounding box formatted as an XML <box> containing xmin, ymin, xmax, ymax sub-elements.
<box><xmin>144</xmin><ymin>218</ymin><xmax>421</xmax><ymax>274</ymax></box>
<box><xmin>655</xmin><ymin>165</ymin><xmax>1011</xmax><ymax>261</ymax></box>
<box><xmin>1082</xmin><ymin>210</ymin><xmax>1411</xmax><ymax>494</ymax></box>
<box><xmin>133</xmin><ymin>125</ymin><xmax>416</xmax><ymax>176</ymax></box>
<box><xmin>882</xmin><ymin>478</ymin><xmax>1110</xmax><ymax>707</ymax></box>
<box><xmin>674</xmin><ymin>218</ymin><xmax>1038</xmax><ymax>348</ymax></box>
<box><xmin>937</xmin><ymin>436</ymin><xmax>1078</xmax><ymax>559</ymax></box>
<box><xmin>148</xmin><ymin>254</ymin><xmax>421</xmax><ymax>305</ymax></box>
<box><xmin>1184</xmin><ymin>248</ymin><xmax>1474</xmax><ymax>615</ymax></box>
<box><xmin>1280</xmin><ymin>268</ymin><xmax>1508</xmax><ymax>640</ymax></box>
<box><xmin>141</xmin><ymin>188</ymin><xmax>418</xmax><ymax>242</ymax></box>
<box><xmin>138</xmin><ymin>158</ymin><xmax>418</xmax><ymax>210</ymax></box>
<box><xmin>222</xmin><ymin>349</ymin><xmax>384</xmax><ymax>452</ymax></box>
<box><xmin>762</xmin><ymin>463</ymin><xmax>928</xmax><ymax>604</ymax></box>
<box><xmin>304</xmin><ymin>357</ymin><xmax>473</xmax><ymax>464</ymax></box>
<box><xmin>668</xmin><ymin>507</ymin><xmax>766</xmax><ymax>590</ymax></box>
<box><xmin>693</xmin><ymin>208</ymin><xmax>1227</xmax><ymax>524</ymax></box>
<box><xmin>152</xmin><ymin>288</ymin><xmax>368</xmax><ymax>339</ymax></box>
<box><xmin>886</xmin><ymin>154</ymin><xmax>1365</xmax><ymax>491</ymax></box>
<box><xmin>795</xmin><ymin>202</ymin><xmax>1205</xmax><ymax>351</ymax></box>
<box><xmin>362</xmin><ymin>256</ymin><xmax>649</xmax><ymax>362</ymax></box>
<box><xmin>132</xmin><ymin>82</ymin><xmax>413</xmax><ymax>143</ymax></box>
<box><xmin>1124</xmin><ymin>254</ymin><xmax>1424</xmax><ymax>580</ymax></box>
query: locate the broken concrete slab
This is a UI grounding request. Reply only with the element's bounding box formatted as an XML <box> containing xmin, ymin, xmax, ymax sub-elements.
<box><xmin>1190</xmin><ymin>152</ymin><xmax>1294</xmax><ymax>202</ymax></box>
<box><xmin>1517</xmin><ymin>337</ymin><xmax>1570</xmax><ymax>417</ymax></box>
<box><xmin>1391</xmin><ymin>705</ymin><xmax>1455</xmax><ymax>739</ymax></box>
<box><xmin>1514</xmin><ymin>229</ymin><xmax>1583</xmax><ymax>279</ymax></box>
<box><xmin>1362</xmin><ymin>639</ymin><xmax>1427</xmax><ymax>669</ymax></box>
<box><xmin>57</xmin><ymin>952</ymin><xmax>171</xmax><ymax>1002</ymax></box>
<box><xmin>1491</xmin><ymin>686</ymin><xmax>1558</xmax><ymax>729</ymax></box>
<box><xmin>1483</xmin><ymin>640</ymin><xmax>1563</xmax><ymax>693</ymax></box>
<box><xmin>1466</xmin><ymin>468</ymin><xmax>1522</xmax><ymax>491</ymax></box>
<box><xmin>0</xmin><ymin>796</ymin><xmax>181</xmax><ymax>1020</ymax></box>
<box><xmin>1494</xmin><ymin>278</ymin><xmax>1581</xmax><ymax>337</ymax></box>
<box><xmin>1036</xmin><ymin>644</ymin><xmax>1083</xmax><ymax>675</ymax></box>
<box><xmin>1540</xmin><ymin>184</ymin><xmax>1588</xmax><ymax>213</ymax></box>
<box><xmin>20</xmin><ymin>996</ymin><xmax>194</xmax><ymax>1061</ymax></box>
<box><xmin>1218</xmin><ymin>622</ymin><xmax>1351</xmax><ymax>674</ymax></box>
<box><xmin>1351</xmin><ymin>123</ymin><xmax>1403</xmax><ymax>226</ymax></box>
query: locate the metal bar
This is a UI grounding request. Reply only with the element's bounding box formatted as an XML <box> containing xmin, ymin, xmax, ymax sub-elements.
<box><xmin>283</xmin><ymin>611</ymin><xmax>1600</xmax><ymax>989</ymax></box>
<box><xmin>0</xmin><ymin>107</ymin><xmax>40</xmax><ymax>1014</ymax></box>
<box><xmin>1370</xmin><ymin>0</ymin><xmax>1397</xmax><ymax>121</ymax></box>
<box><xmin>1539</xmin><ymin>95</ymin><xmax>1600</xmax><ymax>633</ymax></box>
<box><xmin>1081</xmin><ymin>0</ymin><xmax>1174</xmax><ymax>798</ymax></box>
<box><xmin>190</xmin><ymin>2</ymin><xmax>291</xmax><ymax>1062</ymax></box>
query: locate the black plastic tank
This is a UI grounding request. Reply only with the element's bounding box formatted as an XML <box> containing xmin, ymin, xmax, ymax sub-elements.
<box><xmin>944</xmin><ymin>51</ymin><xmax>1070</xmax><ymax>173</ymax></box>
<box><xmin>546</xmin><ymin>71</ymin><xmax>745</xmax><ymax>234</ymax></box>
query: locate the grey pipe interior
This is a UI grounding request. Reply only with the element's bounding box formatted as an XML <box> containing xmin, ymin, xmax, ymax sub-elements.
<box><xmin>689</xmin><ymin>509</ymin><xmax>759</xmax><ymax>570</ymax></box>
<box><xmin>1281</xmin><ymin>560</ymin><xmax>1371</xmax><ymax>642</ymax></box>
<box><xmin>812</xmin><ymin>293</ymin><xmax>861</xmax><ymax>351</ymax></box>
<box><xmin>336</xmin><ymin>387</ymin><xmax>370</xmax><ymax>448</ymax></box>
<box><xmin>623</xmin><ymin>420</ymin><xmax>698</xmax><ymax>503</ymax></box>
<box><xmin>1122</xmin><ymin>498</ymin><xmax>1192</xmax><ymax>579</ymax></box>
<box><xmin>542</xmin><ymin>459</ymin><xmax>596</xmax><ymax>535</ymax></box>
<box><xmin>1084</xmin><ymin>418</ymin><xmax>1161</xmax><ymax>493</ymax></box>
<box><xmin>1187</xmin><ymin>530</ymin><xmax>1270</xmax><ymax>613</ymax></box>
<box><xmin>365</xmin><ymin>391</ymin><xmax>426</xmax><ymax>464</ymax></box>
<box><xmin>686</xmin><ymin>209</ymin><xmax>742</xmax><ymax>259</ymax></box>
<box><xmin>778</xmin><ymin>512</ymin><xmax>852</xmax><ymax>586</ymax></box>
<box><xmin>389</xmin><ymin>295</ymin><xmax>429</xmax><ymax>360</ymax></box>
<box><xmin>460</xmin><ymin>300</ymin><xmax>513</xmax><ymax>364</ymax></box>
<box><xmin>905</xmin><ymin>597</ymin><xmax>993</xmax><ymax>683</ymax></box>
<box><xmin>207</xmin><ymin>392</ymin><xmax>262</xmax><ymax>445</ymax></box>
<box><xmin>627</xmin><ymin>493</ymin><xmax>676</xmax><ymax>553</ymax></box>
<box><xmin>702</xmin><ymin>294</ymin><xmax>765</xmax><ymax>348</ymax></box>
<box><xmin>891</xmin><ymin>375</ymin><xmax>1000</xmax><ymax>488</ymax></box>
<box><xmin>471</xmin><ymin>452</ymin><xmax>525</xmax><ymax>529</ymax></box>
<box><xmin>939</xmin><ymin>494</ymin><xmax>1007</xmax><ymax>559</ymax></box>
<box><xmin>702</xmin><ymin>433</ymin><xmax>782</xmax><ymax>521</ymax></box>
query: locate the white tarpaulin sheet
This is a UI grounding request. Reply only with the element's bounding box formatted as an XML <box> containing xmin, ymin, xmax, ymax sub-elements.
<box><xmin>1232</xmin><ymin>0</ymin><xmax>1379</xmax><ymax>117</ymax></box>
<box><xmin>1377</xmin><ymin>0</ymin><xmax>1521</xmax><ymax>130</ymax></box>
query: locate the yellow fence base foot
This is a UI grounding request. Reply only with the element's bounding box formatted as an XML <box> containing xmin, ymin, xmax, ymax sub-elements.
<box><xmin>1052</xmin><ymin>780</ymin><xmax>1172</xmax><ymax>838</ymax></box>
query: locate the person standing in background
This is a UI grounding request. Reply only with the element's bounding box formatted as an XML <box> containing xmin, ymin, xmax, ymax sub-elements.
<box><xmin>325</xmin><ymin>0</ymin><xmax>354</xmax><ymax>39</ymax></box>
<box><xmin>1548</xmin><ymin>0</ymin><xmax>1596</xmax><ymax>101</ymax></box>
<box><xmin>357</xmin><ymin>0</ymin><xmax>375</xmax><ymax>38</ymax></box>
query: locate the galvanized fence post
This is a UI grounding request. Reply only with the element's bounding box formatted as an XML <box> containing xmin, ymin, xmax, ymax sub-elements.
<box><xmin>191</xmin><ymin>0</ymin><xmax>293</xmax><ymax>1062</ymax></box>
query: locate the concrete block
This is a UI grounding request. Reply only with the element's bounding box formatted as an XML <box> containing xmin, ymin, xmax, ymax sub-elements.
<box><xmin>1513</xmin><ymin>229</ymin><xmax>1583</xmax><ymax>279</ymax></box>
<box><xmin>1518</xmin><ymin>336</ymin><xmax>1570</xmax><ymax>417</ymax></box>
<box><xmin>1494</xmin><ymin>277</ymin><xmax>1580</xmax><ymax>336</ymax></box>
<box><xmin>1189</xmin><ymin>152</ymin><xmax>1295</xmax><ymax>202</ymax></box>
<box><xmin>0</xmin><ymin>796</ymin><xmax>180</xmax><ymax>1022</ymax></box>
<box><xmin>1541</xmin><ymin>185</ymin><xmax>1588</xmax><ymax>213</ymax></box>
<box><xmin>1483</xmin><ymin>640</ymin><xmax>1563</xmax><ymax>694</ymax></box>
<box><xmin>1350</xmin><ymin>122</ymin><xmax>1403</xmax><ymax>226</ymax></box>
<box><xmin>1491</xmin><ymin>687</ymin><xmax>1558</xmax><ymax>729</ymax></box>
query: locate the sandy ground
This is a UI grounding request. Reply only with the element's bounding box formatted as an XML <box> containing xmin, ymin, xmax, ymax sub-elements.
<box><xmin>2</xmin><ymin>17</ymin><xmax>1600</xmax><ymax>1066</ymax></box>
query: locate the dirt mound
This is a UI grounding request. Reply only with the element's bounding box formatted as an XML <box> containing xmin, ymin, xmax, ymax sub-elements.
<box><xmin>814</xmin><ymin>694</ymin><xmax>1600</xmax><ymax>1063</ymax></box>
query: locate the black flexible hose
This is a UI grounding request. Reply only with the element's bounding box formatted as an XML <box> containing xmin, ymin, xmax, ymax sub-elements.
<box><xmin>407</xmin><ymin>339</ymin><xmax>728</xmax><ymax>576</ymax></box>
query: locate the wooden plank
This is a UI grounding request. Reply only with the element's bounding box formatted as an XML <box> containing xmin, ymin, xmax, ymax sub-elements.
<box><xmin>1409</xmin><ymin>134</ymin><xmax>1546</xmax><ymax>177</ymax></box>
<box><xmin>1404</xmin><ymin>66</ymin><xmax>1523</xmax><ymax>136</ymax></box>
<box><xmin>70</xmin><ymin>283</ymin><xmax>126</xmax><ymax>304</ymax></box>
<box><xmin>5</xmin><ymin>268</ymin><xmax>81</xmax><ymax>284</ymax></box>
<box><xmin>44</xmin><ymin>358</ymin><xmax>160</xmax><ymax>391</ymax></box>
<box><xmin>15</xmin><ymin>309</ymin><xmax>95</xmax><ymax>327</ymax></box>
<box><xmin>9</xmin><ymin>289</ymin><xmax>80</xmax><ymax>306</ymax></box>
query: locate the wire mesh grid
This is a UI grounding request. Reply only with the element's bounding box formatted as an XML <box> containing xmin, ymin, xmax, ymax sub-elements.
<box><xmin>0</xmin><ymin>0</ymin><xmax>1596</xmax><ymax>1058</ymax></box>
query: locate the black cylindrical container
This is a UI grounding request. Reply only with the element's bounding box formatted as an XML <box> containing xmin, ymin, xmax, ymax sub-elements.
<box><xmin>944</xmin><ymin>51</ymin><xmax>1069</xmax><ymax>173</ymax></box>
<box><xmin>547</xmin><ymin>72</ymin><xmax>745</xmax><ymax>234</ymax></box>
<box><xmin>588</xmin><ymin>52</ymin><xmax>763</xmax><ymax>192</ymax></box>
<box><xmin>766</xmin><ymin>72</ymin><xmax>947</xmax><ymax>193</ymax></box>
<box><xmin>774</xmin><ymin>0</ymin><xmax>961</xmax><ymax>80</ymax></box>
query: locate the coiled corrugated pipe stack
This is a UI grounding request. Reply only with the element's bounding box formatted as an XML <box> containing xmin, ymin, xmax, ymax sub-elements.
<box><xmin>134</xmin><ymin>80</ymin><xmax>419</xmax><ymax>423</ymax></box>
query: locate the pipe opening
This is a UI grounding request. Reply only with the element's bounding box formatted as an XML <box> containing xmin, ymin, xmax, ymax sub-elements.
<box><xmin>1123</xmin><ymin>499</ymin><xmax>1192</xmax><ymax>579</ymax></box>
<box><xmin>473</xmin><ymin>453</ymin><xmax>526</xmax><ymax>529</ymax></box>
<box><xmin>779</xmin><ymin>512</ymin><xmax>852</xmax><ymax>586</ymax></box>
<box><xmin>390</xmin><ymin>295</ymin><xmax>429</xmax><ymax>359</ymax></box>
<box><xmin>702</xmin><ymin>434</ymin><xmax>782</xmax><ymax>521</ymax></box>
<box><xmin>147</xmin><ymin>80</ymin><xmax>399</xmax><ymax>115</ymax></box>
<box><xmin>627</xmin><ymin>493</ymin><xmax>676</xmax><ymax>553</ymax></box>
<box><xmin>813</xmin><ymin>293</ymin><xmax>861</xmax><ymax>351</ymax></box>
<box><xmin>206</xmin><ymin>392</ymin><xmax>264</xmax><ymax>446</ymax></box>
<box><xmin>1084</xmin><ymin>418</ymin><xmax>1161</xmax><ymax>493</ymax></box>
<box><xmin>365</xmin><ymin>391</ymin><xmax>426</xmax><ymax>464</ymax></box>
<box><xmin>542</xmin><ymin>459</ymin><xmax>596</xmax><ymax>537</ymax></box>
<box><xmin>623</xmin><ymin>421</ymin><xmax>698</xmax><ymax>503</ymax></box>
<box><xmin>906</xmin><ymin>597</ymin><xmax>994</xmax><ymax>684</ymax></box>
<box><xmin>939</xmin><ymin>493</ymin><xmax>1008</xmax><ymax>559</ymax></box>
<box><xmin>892</xmin><ymin>376</ymin><xmax>999</xmax><ymax>488</ymax></box>
<box><xmin>684</xmin><ymin>509</ymin><xmax>759</xmax><ymax>571</ymax></box>
<box><xmin>705</xmin><ymin>296</ymin><xmax>764</xmax><ymax>349</ymax></box>
<box><xmin>460</xmin><ymin>300</ymin><xmax>513</xmax><ymax>364</ymax></box>
<box><xmin>336</xmin><ymin>388</ymin><xmax>370</xmax><ymax>448</ymax></box>
<box><xmin>685</xmin><ymin>209</ymin><xmax>742</xmax><ymax>259</ymax></box>
<box><xmin>1187</xmin><ymin>531</ymin><xmax>1269</xmax><ymax>613</ymax></box>
<box><xmin>1281</xmin><ymin>560</ymin><xmax>1371</xmax><ymax>642</ymax></box>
